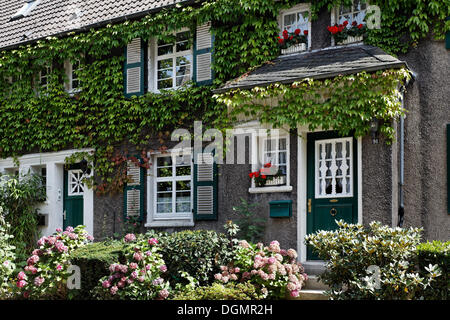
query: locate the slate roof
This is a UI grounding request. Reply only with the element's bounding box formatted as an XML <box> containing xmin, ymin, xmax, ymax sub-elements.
<box><xmin>0</xmin><ymin>0</ymin><xmax>191</xmax><ymax>50</ymax></box>
<box><xmin>214</xmin><ymin>44</ymin><xmax>408</xmax><ymax>93</ymax></box>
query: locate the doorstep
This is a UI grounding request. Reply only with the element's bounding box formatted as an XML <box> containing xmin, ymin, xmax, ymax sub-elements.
<box><xmin>302</xmin><ymin>260</ymin><xmax>326</xmax><ymax>276</ymax></box>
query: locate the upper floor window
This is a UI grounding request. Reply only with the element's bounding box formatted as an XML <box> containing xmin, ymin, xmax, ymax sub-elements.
<box><xmin>335</xmin><ymin>0</ymin><xmax>367</xmax><ymax>26</ymax></box>
<box><xmin>154</xmin><ymin>30</ymin><xmax>192</xmax><ymax>91</ymax></box>
<box><xmin>64</xmin><ymin>58</ymin><xmax>82</xmax><ymax>93</ymax></box>
<box><xmin>39</xmin><ymin>64</ymin><xmax>52</xmax><ymax>90</ymax></box>
<box><xmin>277</xmin><ymin>3</ymin><xmax>311</xmax><ymax>51</ymax></box>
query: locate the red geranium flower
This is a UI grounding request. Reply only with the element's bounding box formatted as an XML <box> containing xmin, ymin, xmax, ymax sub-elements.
<box><xmin>352</xmin><ymin>21</ymin><xmax>358</xmax><ymax>27</ymax></box>
<box><xmin>289</xmin><ymin>35</ymin><xmax>293</xmax><ymax>40</ymax></box>
<box><xmin>283</xmin><ymin>33</ymin><xmax>289</xmax><ymax>40</ymax></box>
<box><xmin>264</xmin><ymin>162</ymin><xmax>272</xmax><ymax>168</ymax></box>
<box><xmin>249</xmin><ymin>172</ymin><xmax>254</xmax><ymax>178</ymax></box>
<box><xmin>343</xmin><ymin>20</ymin><xmax>349</xmax><ymax>26</ymax></box>
<box><xmin>303</xmin><ymin>30</ymin><xmax>308</xmax><ymax>36</ymax></box>
<box><xmin>261</xmin><ymin>175</ymin><xmax>267</xmax><ymax>179</ymax></box>
<box><xmin>294</xmin><ymin>28</ymin><xmax>301</xmax><ymax>35</ymax></box>
<box><xmin>357</xmin><ymin>24</ymin><xmax>363</xmax><ymax>29</ymax></box>
<box><xmin>282</xmin><ymin>29</ymin><xmax>288</xmax><ymax>35</ymax></box>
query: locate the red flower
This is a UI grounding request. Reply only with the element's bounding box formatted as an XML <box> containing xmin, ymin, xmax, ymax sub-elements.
<box><xmin>264</xmin><ymin>162</ymin><xmax>272</xmax><ymax>168</ymax></box>
<box><xmin>294</xmin><ymin>28</ymin><xmax>301</xmax><ymax>35</ymax></box>
<box><xmin>249</xmin><ymin>172</ymin><xmax>254</xmax><ymax>178</ymax></box>
<box><xmin>254</xmin><ymin>172</ymin><xmax>260</xmax><ymax>178</ymax></box>
<box><xmin>352</xmin><ymin>21</ymin><xmax>357</xmax><ymax>27</ymax></box>
<box><xmin>343</xmin><ymin>20</ymin><xmax>349</xmax><ymax>26</ymax></box>
<box><xmin>283</xmin><ymin>33</ymin><xmax>289</xmax><ymax>40</ymax></box>
<box><xmin>289</xmin><ymin>35</ymin><xmax>293</xmax><ymax>40</ymax></box>
<box><xmin>357</xmin><ymin>24</ymin><xmax>363</xmax><ymax>29</ymax></box>
<box><xmin>282</xmin><ymin>29</ymin><xmax>288</xmax><ymax>35</ymax></box>
<box><xmin>303</xmin><ymin>30</ymin><xmax>308</xmax><ymax>36</ymax></box>
<box><xmin>278</xmin><ymin>37</ymin><xmax>284</xmax><ymax>44</ymax></box>
<box><xmin>261</xmin><ymin>175</ymin><xmax>267</xmax><ymax>179</ymax></box>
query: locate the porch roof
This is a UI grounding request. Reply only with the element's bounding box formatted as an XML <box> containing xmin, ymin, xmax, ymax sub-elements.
<box><xmin>0</xmin><ymin>0</ymin><xmax>192</xmax><ymax>50</ymax></box>
<box><xmin>214</xmin><ymin>44</ymin><xmax>408</xmax><ymax>94</ymax></box>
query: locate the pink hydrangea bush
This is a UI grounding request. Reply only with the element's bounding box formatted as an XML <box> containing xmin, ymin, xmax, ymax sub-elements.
<box><xmin>214</xmin><ymin>240</ymin><xmax>307</xmax><ymax>299</ymax></box>
<box><xmin>94</xmin><ymin>235</ymin><xmax>170</xmax><ymax>300</ymax></box>
<box><xmin>15</xmin><ymin>225</ymin><xmax>93</xmax><ymax>299</ymax></box>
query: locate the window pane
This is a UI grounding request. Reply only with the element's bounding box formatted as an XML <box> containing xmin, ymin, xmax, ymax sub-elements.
<box><xmin>176</xmin><ymin>166</ymin><xmax>190</xmax><ymax>176</ymax></box>
<box><xmin>158</xmin><ymin>69</ymin><xmax>173</xmax><ymax>80</ymax></box>
<box><xmin>279</xmin><ymin>138</ymin><xmax>287</xmax><ymax>151</ymax></box>
<box><xmin>176</xmin><ymin>180</ymin><xmax>190</xmax><ymax>191</ymax></box>
<box><xmin>157</xmin><ymin>156</ymin><xmax>172</xmax><ymax>167</ymax></box>
<box><xmin>158</xmin><ymin>59</ymin><xmax>173</xmax><ymax>71</ymax></box>
<box><xmin>265</xmin><ymin>139</ymin><xmax>274</xmax><ymax>152</ymax></box>
<box><xmin>176</xmin><ymin>31</ymin><xmax>190</xmax><ymax>42</ymax></box>
<box><xmin>158</xmin><ymin>79</ymin><xmax>173</xmax><ymax>90</ymax></box>
<box><xmin>283</xmin><ymin>13</ymin><xmax>296</xmax><ymax>31</ymax></box>
<box><xmin>157</xmin><ymin>203</ymin><xmax>172</xmax><ymax>214</ymax></box>
<box><xmin>279</xmin><ymin>151</ymin><xmax>287</xmax><ymax>165</ymax></box>
<box><xmin>176</xmin><ymin>201</ymin><xmax>190</xmax><ymax>213</ymax></box>
<box><xmin>158</xmin><ymin>43</ymin><xmax>173</xmax><ymax>56</ymax></box>
<box><xmin>157</xmin><ymin>181</ymin><xmax>172</xmax><ymax>192</ymax></box>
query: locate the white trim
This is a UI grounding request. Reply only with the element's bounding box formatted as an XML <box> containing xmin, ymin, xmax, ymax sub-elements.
<box><xmin>249</xmin><ymin>185</ymin><xmax>293</xmax><ymax>194</ymax></box>
<box><xmin>64</xmin><ymin>58</ymin><xmax>83</xmax><ymax>94</ymax></box>
<box><xmin>0</xmin><ymin>149</ymin><xmax>94</xmax><ymax>237</ymax></box>
<box><xmin>296</xmin><ymin>129</ymin><xmax>363</xmax><ymax>264</ymax></box>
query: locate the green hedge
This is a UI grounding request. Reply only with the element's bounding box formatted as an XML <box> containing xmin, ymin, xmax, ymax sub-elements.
<box><xmin>417</xmin><ymin>241</ymin><xmax>450</xmax><ymax>300</ymax></box>
<box><xmin>69</xmin><ymin>240</ymin><xmax>127</xmax><ymax>300</ymax></box>
<box><xmin>171</xmin><ymin>282</ymin><xmax>262</xmax><ymax>300</ymax></box>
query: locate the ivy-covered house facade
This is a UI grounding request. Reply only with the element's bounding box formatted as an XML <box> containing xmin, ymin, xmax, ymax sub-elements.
<box><xmin>0</xmin><ymin>0</ymin><xmax>448</xmax><ymax>268</ymax></box>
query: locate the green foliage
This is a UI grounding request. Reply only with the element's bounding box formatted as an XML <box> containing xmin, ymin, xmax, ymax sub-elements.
<box><xmin>158</xmin><ymin>229</ymin><xmax>232</xmax><ymax>286</ymax></box>
<box><xmin>0</xmin><ymin>172</ymin><xmax>46</xmax><ymax>259</ymax></box>
<box><xmin>304</xmin><ymin>220</ymin><xmax>442</xmax><ymax>300</ymax></box>
<box><xmin>15</xmin><ymin>225</ymin><xmax>93</xmax><ymax>300</ymax></box>
<box><xmin>416</xmin><ymin>241</ymin><xmax>450</xmax><ymax>300</ymax></box>
<box><xmin>69</xmin><ymin>240</ymin><xmax>127</xmax><ymax>300</ymax></box>
<box><xmin>171</xmin><ymin>282</ymin><xmax>262</xmax><ymax>300</ymax></box>
<box><xmin>216</xmin><ymin>68</ymin><xmax>410</xmax><ymax>143</ymax></box>
<box><xmin>232</xmin><ymin>198</ymin><xmax>266</xmax><ymax>243</ymax></box>
<box><xmin>0</xmin><ymin>212</ymin><xmax>16</xmax><ymax>299</ymax></box>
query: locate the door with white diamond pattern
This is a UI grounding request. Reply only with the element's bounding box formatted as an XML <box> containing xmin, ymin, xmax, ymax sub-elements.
<box><xmin>63</xmin><ymin>165</ymin><xmax>84</xmax><ymax>229</ymax></box>
<box><xmin>306</xmin><ymin>131</ymin><xmax>358</xmax><ymax>260</ymax></box>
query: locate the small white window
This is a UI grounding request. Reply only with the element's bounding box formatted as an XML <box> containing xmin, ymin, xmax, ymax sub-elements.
<box><xmin>11</xmin><ymin>0</ymin><xmax>41</xmax><ymax>20</ymax></box>
<box><xmin>68</xmin><ymin>169</ymin><xmax>85</xmax><ymax>196</ymax></box>
<box><xmin>334</xmin><ymin>0</ymin><xmax>367</xmax><ymax>26</ymax></box>
<box><xmin>278</xmin><ymin>3</ymin><xmax>311</xmax><ymax>48</ymax></box>
<box><xmin>150</xmin><ymin>30</ymin><xmax>193</xmax><ymax>92</ymax></box>
<box><xmin>64</xmin><ymin>58</ymin><xmax>82</xmax><ymax>93</ymax></box>
<box><xmin>39</xmin><ymin>64</ymin><xmax>52</xmax><ymax>90</ymax></box>
<box><xmin>153</xmin><ymin>152</ymin><xmax>192</xmax><ymax>218</ymax></box>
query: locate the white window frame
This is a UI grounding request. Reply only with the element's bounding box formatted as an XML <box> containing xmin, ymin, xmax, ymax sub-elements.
<box><xmin>39</xmin><ymin>64</ymin><xmax>52</xmax><ymax>91</ymax></box>
<box><xmin>67</xmin><ymin>169</ymin><xmax>85</xmax><ymax>196</ymax></box>
<box><xmin>64</xmin><ymin>58</ymin><xmax>83</xmax><ymax>94</ymax></box>
<box><xmin>331</xmin><ymin>0</ymin><xmax>368</xmax><ymax>46</ymax></box>
<box><xmin>314</xmin><ymin>137</ymin><xmax>354</xmax><ymax>199</ymax></box>
<box><xmin>146</xmin><ymin>148</ymin><xmax>194</xmax><ymax>227</ymax></box>
<box><xmin>278</xmin><ymin>3</ymin><xmax>312</xmax><ymax>49</ymax></box>
<box><xmin>148</xmin><ymin>28</ymin><xmax>193</xmax><ymax>93</ymax></box>
<box><xmin>244</xmin><ymin>123</ymin><xmax>292</xmax><ymax>194</ymax></box>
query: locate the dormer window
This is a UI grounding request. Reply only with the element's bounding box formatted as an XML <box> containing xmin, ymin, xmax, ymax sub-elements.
<box><xmin>277</xmin><ymin>3</ymin><xmax>311</xmax><ymax>52</ymax></box>
<box><xmin>11</xmin><ymin>0</ymin><xmax>41</xmax><ymax>20</ymax></box>
<box><xmin>334</xmin><ymin>0</ymin><xmax>367</xmax><ymax>26</ymax></box>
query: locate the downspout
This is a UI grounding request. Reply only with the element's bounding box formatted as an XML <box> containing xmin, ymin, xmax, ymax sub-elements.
<box><xmin>397</xmin><ymin>71</ymin><xmax>416</xmax><ymax>227</ymax></box>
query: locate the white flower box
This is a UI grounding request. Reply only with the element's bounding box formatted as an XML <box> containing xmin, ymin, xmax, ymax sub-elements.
<box><xmin>281</xmin><ymin>43</ymin><xmax>306</xmax><ymax>55</ymax></box>
<box><xmin>338</xmin><ymin>35</ymin><xmax>363</xmax><ymax>45</ymax></box>
<box><xmin>265</xmin><ymin>175</ymin><xmax>286</xmax><ymax>186</ymax></box>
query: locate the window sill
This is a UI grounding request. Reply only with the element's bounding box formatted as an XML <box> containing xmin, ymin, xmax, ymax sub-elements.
<box><xmin>145</xmin><ymin>220</ymin><xmax>194</xmax><ymax>228</ymax></box>
<box><xmin>248</xmin><ymin>185</ymin><xmax>293</xmax><ymax>194</ymax></box>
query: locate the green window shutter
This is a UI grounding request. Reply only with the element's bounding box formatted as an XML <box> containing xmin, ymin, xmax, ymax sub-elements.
<box><xmin>124</xmin><ymin>38</ymin><xmax>145</xmax><ymax>97</ymax></box>
<box><xmin>446</xmin><ymin>17</ymin><xmax>450</xmax><ymax>50</ymax></box>
<box><xmin>193</xmin><ymin>22</ymin><xmax>214</xmax><ymax>85</ymax></box>
<box><xmin>124</xmin><ymin>159</ymin><xmax>145</xmax><ymax>220</ymax></box>
<box><xmin>447</xmin><ymin>124</ymin><xmax>450</xmax><ymax>214</ymax></box>
<box><xmin>193</xmin><ymin>151</ymin><xmax>218</xmax><ymax>220</ymax></box>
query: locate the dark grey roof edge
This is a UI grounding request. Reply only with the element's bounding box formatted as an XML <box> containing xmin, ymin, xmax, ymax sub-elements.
<box><xmin>0</xmin><ymin>0</ymin><xmax>196</xmax><ymax>51</ymax></box>
<box><xmin>213</xmin><ymin>61</ymin><xmax>409</xmax><ymax>94</ymax></box>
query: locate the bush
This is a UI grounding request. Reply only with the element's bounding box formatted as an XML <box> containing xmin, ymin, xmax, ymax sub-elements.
<box><xmin>172</xmin><ymin>282</ymin><xmax>263</xmax><ymax>300</ymax></box>
<box><xmin>0</xmin><ymin>212</ymin><xmax>16</xmax><ymax>299</ymax></box>
<box><xmin>214</xmin><ymin>239</ymin><xmax>307</xmax><ymax>299</ymax></box>
<box><xmin>15</xmin><ymin>225</ymin><xmax>94</xmax><ymax>299</ymax></box>
<box><xmin>93</xmin><ymin>234</ymin><xmax>170</xmax><ymax>300</ymax></box>
<box><xmin>305</xmin><ymin>220</ymin><xmax>441</xmax><ymax>300</ymax></box>
<box><xmin>158</xmin><ymin>230</ymin><xmax>232</xmax><ymax>286</ymax></box>
<box><xmin>68</xmin><ymin>240</ymin><xmax>127</xmax><ymax>300</ymax></box>
<box><xmin>0</xmin><ymin>173</ymin><xmax>46</xmax><ymax>259</ymax></box>
<box><xmin>417</xmin><ymin>241</ymin><xmax>449</xmax><ymax>300</ymax></box>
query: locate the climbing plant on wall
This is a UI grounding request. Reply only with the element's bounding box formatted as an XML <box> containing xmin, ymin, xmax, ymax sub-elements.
<box><xmin>0</xmin><ymin>0</ymin><xmax>446</xmax><ymax>193</ymax></box>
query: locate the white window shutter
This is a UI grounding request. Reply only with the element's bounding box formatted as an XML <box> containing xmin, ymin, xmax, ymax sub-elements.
<box><xmin>124</xmin><ymin>38</ymin><xmax>144</xmax><ymax>96</ymax></box>
<box><xmin>194</xmin><ymin>22</ymin><xmax>214</xmax><ymax>85</ymax></box>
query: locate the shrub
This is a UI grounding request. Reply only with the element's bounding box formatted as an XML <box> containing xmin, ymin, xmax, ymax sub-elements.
<box><xmin>0</xmin><ymin>212</ymin><xmax>16</xmax><ymax>299</ymax></box>
<box><xmin>158</xmin><ymin>230</ymin><xmax>232</xmax><ymax>286</ymax></box>
<box><xmin>214</xmin><ymin>239</ymin><xmax>307</xmax><ymax>299</ymax></box>
<box><xmin>0</xmin><ymin>173</ymin><xmax>46</xmax><ymax>259</ymax></box>
<box><xmin>305</xmin><ymin>220</ymin><xmax>441</xmax><ymax>300</ymax></box>
<box><xmin>417</xmin><ymin>241</ymin><xmax>450</xmax><ymax>300</ymax></box>
<box><xmin>15</xmin><ymin>225</ymin><xmax>94</xmax><ymax>299</ymax></box>
<box><xmin>232</xmin><ymin>198</ymin><xmax>266</xmax><ymax>243</ymax></box>
<box><xmin>69</xmin><ymin>240</ymin><xmax>127</xmax><ymax>300</ymax></box>
<box><xmin>172</xmin><ymin>282</ymin><xmax>263</xmax><ymax>300</ymax></box>
<box><xmin>93</xmin><ymin>234</ymin><xmax>170</xmax><ymax>300</ymax></box>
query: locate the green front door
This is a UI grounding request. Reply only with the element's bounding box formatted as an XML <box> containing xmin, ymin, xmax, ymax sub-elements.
<box><xmin>306</xmin><ymin>131</ymin><xmax>358</xmax><ymax>260</ymax></box>
<box><xmin>63</xmin><ymin>165</ymin><xmax>84</xmax><ymax>229</ymax></box>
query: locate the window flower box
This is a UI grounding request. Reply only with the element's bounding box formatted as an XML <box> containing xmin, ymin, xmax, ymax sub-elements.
<box><xmin>278</xmin><ymin>28</ymin><xmax>308</xmax><ymax>55</ymax></box>
<box><xmin>338</xmin><ymin>35</ymin><xmax>363</xmax><ymax>45</ymax></box>
<box><xmin>281</xmin><ymin>43</ymin><xmax>307</xmax><ymax>55</ymax></box>
<box><xmin>265</xmin><ymin>175</ymin><xmax>286</xmax><ymax>186</ymax></box>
